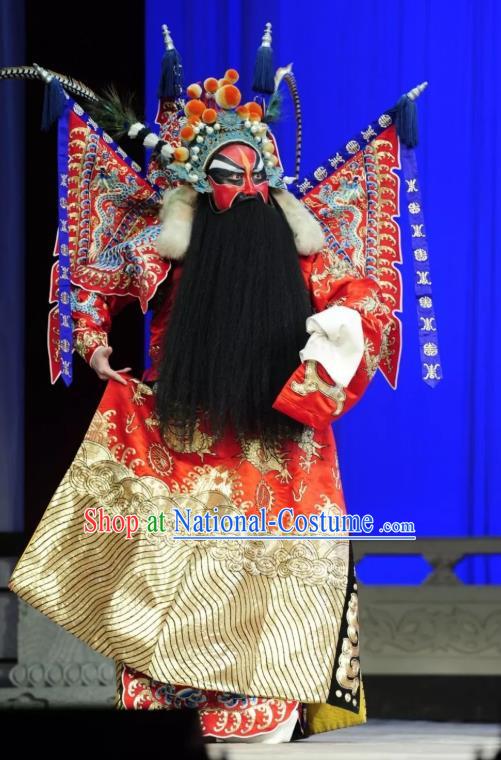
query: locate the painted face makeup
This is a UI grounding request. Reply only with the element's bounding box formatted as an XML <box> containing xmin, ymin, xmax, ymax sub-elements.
<box><xmin>206</xmin><ymin>143</ymin><xmax>269</xmax><ymax>212</ymax></box>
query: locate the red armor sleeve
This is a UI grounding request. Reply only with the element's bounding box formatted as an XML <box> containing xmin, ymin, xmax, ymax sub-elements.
<box><xmin>71</xmin><ymin>286</ymin><xmax>137</xmax><ymax>366</ymax></box>
<box><xmin>271</xmin><ymin>249</ymin><xmax>392</xmax><ymax>430</ymax></box>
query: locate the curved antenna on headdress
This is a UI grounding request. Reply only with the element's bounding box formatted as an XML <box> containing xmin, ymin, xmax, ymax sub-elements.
<box><xmin>157</xmin><ymin>23</ymin><xmax>183</xmax><ymax>101</ymax></box>
<box><xmin>272</xmin><ymin>64</ymin><xmax>302</xmax><ymax>185</ymax></box>
<box><xmin>1</xmin><ymin>63</ymin><xmax>146</xmax><ymax>136</ymax></box>
<box><xmin>252</xmin><ymin>22</ymin><xmax>275</xmax><ymax>94</ymax></box>
<box><xmin>0</xmin><ymin>63</ymin><xmax>99</xmax><ymax>102</ymax></box>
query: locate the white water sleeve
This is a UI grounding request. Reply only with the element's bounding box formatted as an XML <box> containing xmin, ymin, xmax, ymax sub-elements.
<box><xmin>299</xmin><ymin>304</ymin><xmax>365</xmax><ymax>387</ymax></box>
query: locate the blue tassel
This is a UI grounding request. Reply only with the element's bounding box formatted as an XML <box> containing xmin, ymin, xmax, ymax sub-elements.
<box><xmin>41</xmin><ymin>78</ymin><xmax>67</xmax><ymax>132</ymax></box>
<box><xmin>253</xmin><ymin>46</ymin><xmax>275</xmax><ymax>94</ymax></box>
<box><xmin>157</xmin><ymin>46</ymin><xmax>183</xmax><ymax>100</ymax></box>
<box><xmin>395</xmin><ymin>94</ymin><xmax>419</xmax><ymax>148</ymax></box>
<box><xmin>252</xmin><ymin>22</ymin><xmax>275</xmax><ymax>94</ymax></box>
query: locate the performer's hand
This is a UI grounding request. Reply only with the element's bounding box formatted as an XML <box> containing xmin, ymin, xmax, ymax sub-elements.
<box><xmin>90</xmin><ymin>346</ymin><xmax>131</xmax><ymax>385</ymax></box>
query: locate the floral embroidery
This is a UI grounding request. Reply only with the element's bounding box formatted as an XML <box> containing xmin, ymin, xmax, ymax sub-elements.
<box><xmin>120</xmin><ymin>665</ymin><xmax>300</xmax><ymax>739</ymax></box>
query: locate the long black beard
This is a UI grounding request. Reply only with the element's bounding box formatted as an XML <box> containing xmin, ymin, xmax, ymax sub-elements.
<box><xmin>154</xmin><ymin>192</ymin><xmax>314</xmax><ymax>451</ymax></box>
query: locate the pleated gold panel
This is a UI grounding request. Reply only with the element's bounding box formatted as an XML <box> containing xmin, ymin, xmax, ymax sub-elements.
<box><xmin>9</xmin><ymin>378</ymin><xmax>354</xmax><ymax>705</ymax></box>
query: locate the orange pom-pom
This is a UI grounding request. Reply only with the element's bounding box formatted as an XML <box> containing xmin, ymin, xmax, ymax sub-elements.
<box><xmin>184</xmin><ymin>99</ymin><xmax>205</xmax><ymax>117</ymax></box>
<box><xmin>204</xmin><ymin>77</ymin><xmax>219</xmax><ymax>93</ymax></box>
<box><xmin>236</xmin><ymin>106</ymin><xmax>250</xmax><ymax>120</ymax></box>
<box><xmin>246</xmin><ymin>101</ymin><xmax>263</xmax><ymax>115</ymax></box>
<box><xmin>186</xmin><ymin>83</ymin><xmax>203</xmax><ymax>99</ymax></box>
<box><xmin>245</xmin><ymin>101</ymin><xmax>263</xmax><ymax>121</ymax></box>
<box><xmin>173</xmin><ymin>146</ymin><xmax>190</xmax><ymax>163</ymax></box>
<box><xmin>202</xmin><ymin>108</ymin><xmax>217</xmax><ymax>125</ymax></box>
<box><xmin>224</xmin><ymin>68</ymin><xmax>239</xmax><ymax>83</ymax></box>
<box><xmin>215</xmin><ymin>84</ymin><xmax>242</xmax><ymax>110</ymax></box>
<box><xmin>180</xmin><ymin>125</ymin><xmax>196</xmax><ymax>142</ymax></box>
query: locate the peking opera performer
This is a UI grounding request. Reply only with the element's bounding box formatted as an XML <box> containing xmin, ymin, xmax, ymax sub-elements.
<box><xmin>5</xmin><ymin>21</ymin><xmax>439</xmax><ymax>743</ymax></box>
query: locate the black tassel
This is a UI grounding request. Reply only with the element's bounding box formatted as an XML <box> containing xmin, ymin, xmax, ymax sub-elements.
<box><xmin>41</xmin><ymin>77</ymin><xmax>67</xmax><ymax>131</ymax></box>
<box><xmin>157</xmin><ymin>24</ymin><xmax>183</xmax><ymax>100</ymax></box>
<box><xmin>394</xmin><ymin>94</ymin><xmax>419</xmax><ymax>148</ymax></box>
<box><xmin>252</xmin><ymin>22</ymin><xmax>275</xmax><ymax>94</ymax></box>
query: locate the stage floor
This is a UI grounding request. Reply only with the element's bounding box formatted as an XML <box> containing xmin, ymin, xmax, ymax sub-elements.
<box><xmin>207</xmin><ymin>719</ymin><xmax>500</xmax><ymax>759</ymax></box>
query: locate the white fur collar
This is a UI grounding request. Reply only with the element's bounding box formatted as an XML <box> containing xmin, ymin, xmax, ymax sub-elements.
<box><xmin>154</xmin><ymin>185</ymin><xmax>325</xmax><ymax>261</ymax></box>
<box><xmin>155</xmin><ymin>184</ymin><xmax>198</xmax><ymax>261</ymax></box>
<box><xmin>270</xmin><ymin>188</ymin><xmax>326</xmax><ymax>256</ymax></box>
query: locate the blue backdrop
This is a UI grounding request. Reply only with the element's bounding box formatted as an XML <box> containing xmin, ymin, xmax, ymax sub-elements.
<box><xmin>145</xmin><ymin>0</ymin><xmax>501</xmax><ymax>582</ymax></box>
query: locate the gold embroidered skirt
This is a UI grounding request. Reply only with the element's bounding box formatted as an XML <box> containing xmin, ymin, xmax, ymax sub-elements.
<box><xmin>9</xmin><ymin>376</ymin><xmax>365</xmax><ymax>734</ymax></box>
